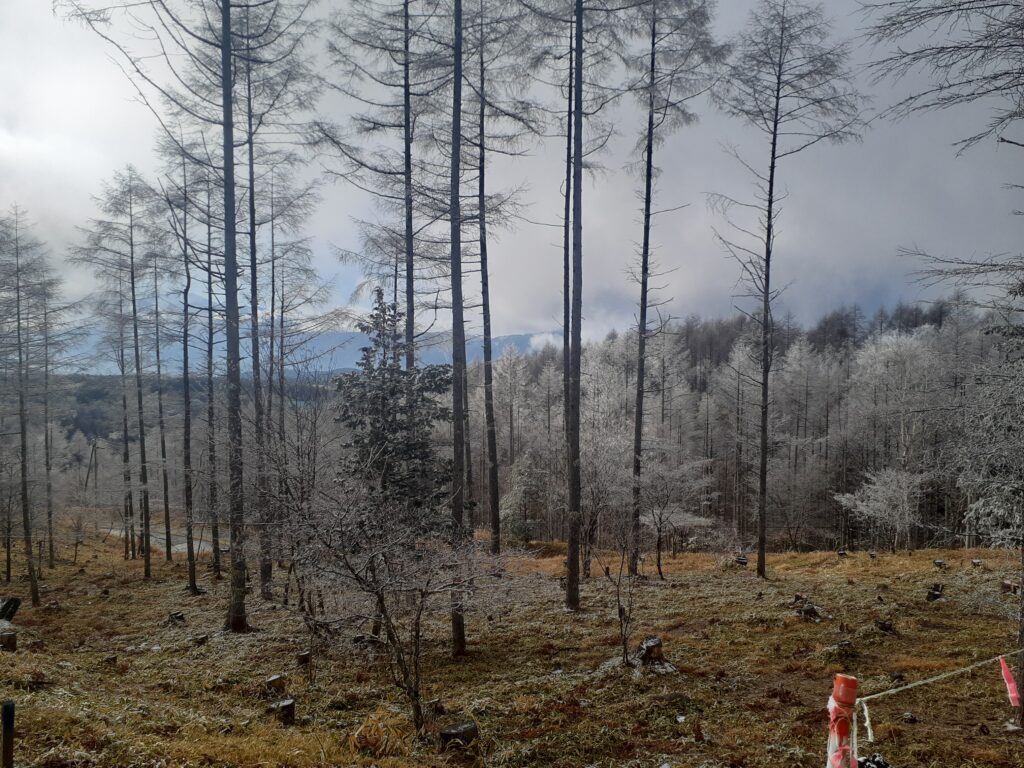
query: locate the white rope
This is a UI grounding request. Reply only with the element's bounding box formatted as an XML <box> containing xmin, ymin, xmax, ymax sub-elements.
<box><xmin>861</xmin><ymin>699</ymin><xmax>873</xmax><ymax>743</ymax></box>
<box><xmin>856</xmin><ymin>646</ymin><xmax>1024</xmax><ymax>743</ymax></box>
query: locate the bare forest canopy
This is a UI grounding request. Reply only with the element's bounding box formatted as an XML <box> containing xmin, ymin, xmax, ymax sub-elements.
<box><xmin>3</xmin><ymin>0</ymin><xmax>1024</xmax><ymax>759</ymax></box>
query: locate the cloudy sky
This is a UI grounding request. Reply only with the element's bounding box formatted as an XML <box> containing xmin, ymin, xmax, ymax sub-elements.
<box><xmin>1</xmin><ymin>1</ymin><xmax>1021</xmax><ymax>341</ymax></box>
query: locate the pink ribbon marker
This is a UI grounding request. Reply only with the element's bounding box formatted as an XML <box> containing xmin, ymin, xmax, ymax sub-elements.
<box><xmin>999</xmin><ymin>656</ymin><xmax>1020</xmax><ymax>707</ymax></box>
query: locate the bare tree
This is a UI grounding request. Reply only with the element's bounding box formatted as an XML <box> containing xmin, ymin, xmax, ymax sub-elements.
<box><xmin>63</xmin><ymin>0</ymin><xmax>250</xmax><ymax>629</ymax></box>
<box><xmin>72</xmin><ymin>167</ymin><xmax>158</xmax><ymax>578</ymax></box>
<box><xmin>0</xmin><ymin>206</ymin><xmax>47</xmax><ymax>606</ymax></box>
<box><xmin>863</xmin><ymin>0</ymin><xmax>1024</xmax><ymax>150</ymax></box>
<box><xmin>713</xmin><ymin>0</ymin><xmax>863</xmax><ymax>577</ymax></box>
<box><xmin>317</xmin><ymin>0</ymin><xmax>449</xmax><ymax>368</ymax></box>
<box><xmin>623</xmin><ymin>0</ymin><xmax>726</xmax><ymax>574</ymax></box>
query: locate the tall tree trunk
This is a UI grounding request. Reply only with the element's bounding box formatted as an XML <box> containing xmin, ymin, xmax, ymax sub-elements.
<box><xmin>630</xmin><ymin>6</ymin><xmax>657</xmax><ymax>577</ymax></box>
<box><xmin>756</xmin><ymin>34</ymin><xmax>784</xmax><ymax>580</ymax></box>
<box><xmin>278</xmin><ymin>262</ymin><xmax>288</xmax><ymax>503</ymax></box>
<box><xmin>403</xmin><ymin>0</ymin><xmax>416</xmax><ymax>369</ymax></box>
<box><xmin>127</xmin><ymin>190</ymin><xmax>153</xmax><ymax>579</ymax></box>
<box><xmin>222</xmin><ymin>0</ymin><xmax>249</xmax><ymax>632</ymax></box>
<box><xmin>245</xmin><ymin>22</ymin><xmax>272</xmax><ymax>601</ymax></box>
<box><xmin>449</xmin><ymin>0</ymin><xmax>467</xmax><ymax>656</ymax></box>
<box><xmin>565</xmin><ymin>0</ymin><xmax>584</xmax><ymax>611</ymax></box>
<box><xmin>464</xmin><ymin>372</ymin><xmax>474</xmax><ymax>507</ymax></box>
<box><xmin>153</xmin><ymin>265</ymin><xmax>172</xmax><ymax>561</ymax></box>
<box><xmin>205</xmin><ymin>187</ymin><xmax>222</xmax><ymax>579</ymax></box>
<box><xmin>561</xmin><ymin>25</ymin><xmax>573</xmax><ymax>440</ymax></box>
<box><xmin>43</xmin><ymin>299</ymin><xmax>55</xmax><ymax>569</ymax></box>
<box><xmin>13</xmin><ymin>218</ymin><xmax>40</xmax><ymax>607</ymax></box>
<box><xmin>181</xmin><ymin>180</ymin><xmax>199</xmax><ymax>595</ymax></box>
<box><xmin>478</xmin><ymin>5</ymin><xmax>500</xmax><ymax>554</ymax></box>
<box><xmin>119</xmin><ymin>286</ymin><xmax>136</xmax><ymax>561</ymax></box>
<box><xmin>4</xmin><ymin>500</ymin><xmax>11</xmax><ymax>583</ymax></box>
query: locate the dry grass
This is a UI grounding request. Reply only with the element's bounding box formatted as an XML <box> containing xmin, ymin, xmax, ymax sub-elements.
<box><xmin>2</xmin><ymin>535</ymin><xmax>1024</xmax><ymax>767</ymax></box>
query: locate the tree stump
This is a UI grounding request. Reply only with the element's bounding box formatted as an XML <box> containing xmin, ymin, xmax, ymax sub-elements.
<box><xmin>971</xmin><ymin>559</ymin><xmax>983</xmax><ymax>568</ymax></box>
<box><xmin>734</xmin><ymin>554</ymin><xmax>748</xmax><ymax>567</ymax></box>
<box><xmin>265</xmin><ymin>674</ymin><xmax>287</xmax><ymax>695</ymax></box>
<box><xmin>637</xmin><ymin>637</ymin><xmax>665</xmax><ymax>664</ymax></box>
<box><xmin>926</xmin><ymin>583</ymin><xmax>945</xmax><ymax>601</ymax></box>
<box><xmin>932</xmin><ymin>559</ymin><xmax>947</xmax><ymax>570</ymax></box>
<box><xmin>798</xmin><ymin>603</ymin><xmax>824</xmax><ymax>622</ymax></box>
<box><xmin>267</xmin><ymin>699</ymin><xmax>295</xmax><ymax>726</ymax></box>
<box><xmin>875</xmin><ymin>619</ymin><xmax>896</xmax><ymax>634</ymax></box>
<box><xmin>837</xmin><ymin>549</ymin><xmax>847</xmax><ymax>558</ymax></box>
<box><xmin>0</xmin><ymin>632</ymin><xmax>16</xmax><ymax>653</ymax></box>
<box><xmin>439</xmin><ymin>721</ymin><xmax>478</xmax><ymax>749</ymax></box>
<box><xmin>1001</xmin><ymin>580</ymin><xmax>1020</xmax><ymax>595</ymax></box>
<box><xmin>0</xmin><ymin>598</ymin><xmax>20</xmax><ymax>622</ymax></box>
<box><xmin>296</xmin><ymin>650</ymin><xmax>311</xmax><ymax>666</ymax></box>
<box><xmin>635</xmin><ymin>636</ymin><xmax>677</xmax><ymax>674</ymax></box>
<box><xmin>191</xmin><ymin>634</ymin><xmax>209</xmax><ymax>647</ymax></box>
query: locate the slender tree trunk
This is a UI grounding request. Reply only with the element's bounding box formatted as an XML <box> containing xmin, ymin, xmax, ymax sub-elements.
<box><xmin>449</xmin><ymin>0</ymin><xmax>467</xmax><ymax>656</ymax></box>
<box><xmin>267</xmin><ymin>185</ymin><xmax>281</xmax><ymax>560</ymax></box>
<box><xmin>119</xmin><ymin>288</ymin><xmax>136</xmax><ymax>561</ymax></box>
<box><xmin>181</xmin><ymin>163</ymin><xmax>199</xmax><ymax>595</ymax></box>
<box><xmin>245</xmin><ymin>25</ymin><xmax>272</xmax><ymax>601</ymax></box>
<box><xmin>561</xmin><ymin>24</ymin><xmax>573</xmax><ymax>440</ymax></box>
<box><xmin>478</xmin><ymin>8</ymin><xmax>500</xmax><ymax>554</ymax></box>
<box><xmin>278</xmin><ymin>265</ymin><xmax>287</xmax><ymax>491</ymax></box>
<box><xmin>756</xmin><ymin>37</ymin><xmax>784</xmax><ymax>580</ymax></box>
<box><xmin>153</xmin><ymin>266</ymin><xmax>172</xmax><ymax>562</ymax></box>
<box><xmin>403</xmin><ymin>0</ymin><xmax>416</xmax><ymax>368</ymax></box>
<box><xmin>630</xmin><ymin>7</ymin><xmax>657</xmax><ymax>577</ymax></box>
<box><xmin>13</xmin><ymin>220</ymin><xmax>40</xmax><ymax>606</ymax></box>
<box><xmin>205</xmin><ymin>188</ymin><xmax>221</xmax><ymax>579</ymax></box>
<box><xmin>222</xmin><ymin>0</ymin><xmax>249</xmax><ymax>632</ymax></box>
<box><xmin>464</xmin><ymin>372</ymin><xmax>474</xmax><ymax>506</ymax></box>
<box><xmin>4</xmin><ymin>500</ymin><xmax>11</xmax><ymax>582</ymax></box>
<box><xmin>565</xmin><ymin>0</ymin><xmax>584</xmax><ymax>611</ymax></box>
<box><xmin>43</xmin><ymin>300</ymin><xmax>55</xmax><ymax>569</ymax></box>
<box><xmin>127</xmin><ymin>191</ymin><xmax>153</xmax><ymax>579</ymax></box>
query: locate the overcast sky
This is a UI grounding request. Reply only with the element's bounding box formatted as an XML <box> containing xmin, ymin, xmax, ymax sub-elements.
<box><xmin>2</xmin><ymin>1</ymin><xmax>1021</xmax><ymax>342</ymax></box>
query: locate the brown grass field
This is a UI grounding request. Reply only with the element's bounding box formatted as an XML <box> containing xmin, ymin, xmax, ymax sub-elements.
<box><xmin>2</xmin><ymin>533</ymin><xmax>1024</xmax><ymax>767</ymax></box>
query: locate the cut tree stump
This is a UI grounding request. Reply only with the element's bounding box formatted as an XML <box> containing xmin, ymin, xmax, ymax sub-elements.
<box><xmin>797</xmin><ymin>603</ymin><xmax>824</xmax><ymax>622</ymax></box>
<box><xmin>971</xmin><ymin>559</ymin><xmax>983</xmax><ymax>568</ymax></box>
<box><xmin>267</xmin><ymin>699</ymin><xmax>295</xmax><ymax>726</ymax></box>
<box><xmin>933</xmin><ymin>560</ymin><xmax>947</xmax><ymax>570</ymax></box>
<box><xmin>265</xmin><ymin>674</ymin><xmax>287</xmax><ymax>695</ymax></box>
<box><xmin>0</xmin><ymin>632</ymin><xmax>16</xmax><ymax>653</ymax></box>
<box><xmin>637</xmin><ymin>637</ymin><xmax>665</xmax><ymax>664</ymax></box>
<box><xmin>191</xmin><ymin>634</ymin><xmax>209</xmax><ymax>647</ymax></box>
<box><xmin>635</xmin><ymin>636</ymin><xmax>678</xmax><ymax>674</ymax></box>
<box><xmin>1001</xmin><ymin>580</ymin><xmax>1020</xmax><ymax>595</ymax></box>
<box><xmin>439</xmin><ymin>721</ymin><xmax>478</xmax><ymax>749</ymax></box>
<box><xmin>926</xmin><ymin>583</ymin><xmax>945</xmax><ymax>602</ymax></box>
<box><xmin>0</xmin><ymin>598</ymin><xmax>20</xmax><ymax>622</ymax></box>
<box><xmin>296</xmin><ymin>651</ymin><xmax>311</xmax><ymax>666</ymax></box>
<box><xmin>734</xmin><ymin>555</ymin><xmax>748</xmax><ymax>567</ymax></box>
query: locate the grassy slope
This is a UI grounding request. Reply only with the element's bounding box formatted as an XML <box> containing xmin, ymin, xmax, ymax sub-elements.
<box><xmin>2</xmin><ymin>536</ymin><xmax>1023</xmax><ymax>767</ymax></box>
